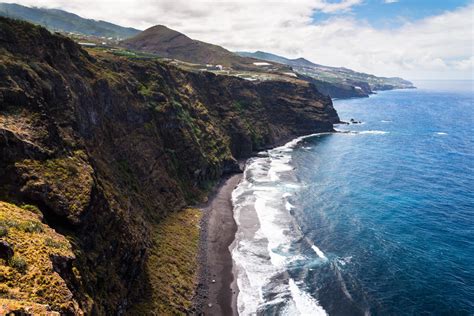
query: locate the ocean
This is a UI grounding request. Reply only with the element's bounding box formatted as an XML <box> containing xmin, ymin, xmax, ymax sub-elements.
<box><xmin>230</xmin><ymin>81</ymin><xmax>474</xmax><ymax>315</ymax></box>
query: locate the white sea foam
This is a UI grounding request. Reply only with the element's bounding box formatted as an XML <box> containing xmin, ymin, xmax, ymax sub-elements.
<box><xmin>381</xmin><ymin>120</ymin><xmax>392</xmax><ymax>123</ymax></box>
<box><xmin>254</xmin><ymin>195</ymin><xmax>291</xmax><ymax>267</ymax></box>
<box><xmin>337</xmin><ymin>256</ymin><xmax>352</xmax><ymax>267</ymax></box>
<box><xmin>276</xmin><ymin>132</ymin><xmax>331</xmax><ymax>151</ymax></box>
<box><xmin>231</xmin><ymin>133</ymin><xmax>326</xmax><ymax>315</ymax></box>
<box><xmin>231</xmin><ymin>132</ymin><xmax>332</xmax><ymax>315</ymax></box>
<box><xmin>286</xmin><ymin>201</ymin><xmax>295</xmax><ymax>210</ymax></box>
<box><xmin>311</xmin><ymin>245</ymin><xmax>328</xmax><ymax>261</ymax></box>
<box><xmin>358</xmin><ymin>130</ymin><xmax>388</xmax><ymax>135</ymax></box>
<box><xmin>435</xmin><ymin>132</ymin><xmax>448</xmax><ymax>135</ymax></box>
<box><xmin>232</xmin><ymin>155</ymin><xmax>294</xmax><ymax>314</ymax></box>
<box><xmin>335</xmin><ymin>129</ymin><xmax>388</xmax><ymax>135</ymax></box>
<box><xmin>289</xmin><ymin>279</ymin><xmax>327</xmax><ymax>316</ymax></box>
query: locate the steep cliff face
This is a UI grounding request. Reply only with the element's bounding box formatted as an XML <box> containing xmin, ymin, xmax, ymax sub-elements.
<box><xmin>0</xmin><ymin>18</ymin><xmax>339</xmax><ymax>314</ymax></box>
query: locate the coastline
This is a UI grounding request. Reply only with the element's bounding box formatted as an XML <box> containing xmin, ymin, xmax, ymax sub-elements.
<box><xmin>195</xmin><ymin>173</ymin><xmax>242</xmax><ymax>315</ymax></box>
<box><xmin>194</xmin><ymin>133</ymin><xmax>334</xmax><ymax>315</ymax></box>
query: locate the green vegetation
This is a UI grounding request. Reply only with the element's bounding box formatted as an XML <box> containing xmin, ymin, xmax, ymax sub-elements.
<box><xmin>131</xmin><ymin>208</ymin><xmax>202</xmax><ymax>315</ymax></box>
<box><xmin>17</xmin><ymin>220</ymin><xmax>43</xmax><ymax>233</ymax></box>
<box><xmin>44</xmin><ymin>237</ymin><xmax>66</xmax><ymax>249</ymax></box>
<box><xmin>232</xmin><ymin>101</ymin><xmax>265</xmax><ymax>147</ymax></box>
<box><xmin>138</xmin><ymin>83</ymin><xmax>153</xmax><ymax>97</ymax></box>
<box><xmin>20</xmin><ymin>204</ymin><xmax>42</xmax><ymax>216</ymax></box>
<box><xmin>0</xmin><ymin>218</ymin><xmax>43</xmax><ymax>233</ymax></box>
<box><xmin>173</xmin><ymin>100</ymin><xmax>203</xmax><ymax>142</ymax></box>
<box><xmin>0</xmin><ymin>3</ymin><xmax>140</xmax><ymax>39</ymax></box>
<box><xmin>9</xmin><ymin>255</ymin><xmax>27</xmax><ymax>273</ymax></box>
<box><xmin>109</xmin><ymin>48</ymin><xmax>160</xmax><ymax>60</ymax></box>
<box><xmin>233</xmin><ymin>100</ymin><xmax>251</xmax><ymax>112</ymax></box>
<box><xmin>14</xmin><ymin>152</ymin><xmax>93</xmax><ymax>221</ymax></box>
<box><xmin>0</xmin><ymin>226</ymin><xmax>7</xmax><ymax>237</ymax></box>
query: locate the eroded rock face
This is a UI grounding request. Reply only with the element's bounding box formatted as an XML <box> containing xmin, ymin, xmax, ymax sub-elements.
<box><xmin>0</xmin><ymin>17</ymin><xmax>339</xmax><ymax>314</ymax></box>
<box><xmin>14</xmin><ymin>153</ymin><xmax>94</xmax><ymax>225</ymax></box>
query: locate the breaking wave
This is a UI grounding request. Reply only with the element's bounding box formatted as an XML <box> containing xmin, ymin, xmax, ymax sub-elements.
<box><xmin>230</xmin><ymin>134</ymin><xmax>328</xmax><ymax>315</ymax></box>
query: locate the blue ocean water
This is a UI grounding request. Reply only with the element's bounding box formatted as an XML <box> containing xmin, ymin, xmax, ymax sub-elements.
<box><xmin>231</xmin><ymin>81</ymin><xmax>474</xmax><ymax>315</ymax></box>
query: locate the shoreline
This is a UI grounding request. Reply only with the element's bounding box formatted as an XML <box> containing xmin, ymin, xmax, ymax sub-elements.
<box><xmin>194</xmin><ymin>132</ymin><xmax>335</xmax><ymax>315</ymax></box>
<box><xmin>195</xmin><ymin>173</ymin><xmax>242</xmax><ymax>315</ymax></box>
<box><xmin>194</xmin><ymin>131</ymin><xmax>338</xmax><ymax>315</ymax></box>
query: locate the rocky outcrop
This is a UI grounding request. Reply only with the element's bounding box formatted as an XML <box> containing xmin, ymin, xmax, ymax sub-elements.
<box><xmin>0</xmin><ymin>240</ymin><xmax>13</xmax><ymax>261</ymax></box>
<box><xmin>0</xmin><ymin>17</ymin><xmax>339</xmax><ymax>314</ymax></box>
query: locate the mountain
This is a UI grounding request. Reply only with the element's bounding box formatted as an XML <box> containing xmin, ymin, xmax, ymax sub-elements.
<box><xmin>121</xmin><ymin>25</ymin><xmax>265</xmax><ymax>69</ymax></box>
<box><xmin>238</xmin><ymin>51</ymin><xmax>318</xmax><ymax>68</ymax></box>
<box><xmin>0</xmin><ymin>3</ymin><xmax>412</xmax><ymax>98</ymax></box>
<box><xmin>0</xmin><ymin>16</ymin><xmax>338</xmax><ymax>314</ymax></box>
<box><xmin>0</xmin><ymin>2</ymin><xmax>140</xmax><ymax>39</ymax></box>
<box><xmin>237</xmin><ymin>51</ymin><xmax>415</xmax><ymax>92</ymax></box>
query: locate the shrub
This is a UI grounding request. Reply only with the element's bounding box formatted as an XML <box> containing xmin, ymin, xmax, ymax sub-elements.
<box><xmin>44</xmin><ymin>237</ymin><xmax>64</xmax><ymax>249</ymax></box>
<box><xmin>20</xmin><ymin>204</ymin><xmax>42</xmax><ymax>215</ymax></box>
<box><xmin>0</xmin><ymin>284</ymin><xmax>9</xmax><ymax>294</ymax></box>
<box><xmin>18</xmin><ymin>220</ymin><xmax>43</xmax><ymax>233</ymax></box>
<box><xmin>9</xmin><ymin>255</ymin><xmax>28</xmax><ymax>273</ymax></box>
<box><xmin>0</xmin><ymin>226</ymin><xmax>7</xmax><ymax>237</ymax></box>
<box><xmin>0</xmin><ymin>219</ymin><xmax>18</xmax><ymax>228</ymax></box>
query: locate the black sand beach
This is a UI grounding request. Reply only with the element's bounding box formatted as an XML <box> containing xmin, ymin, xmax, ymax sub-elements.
<box><xmin>195</xmin><ymin>174</ymin><xmax>242</xmax><ymax>315</ymax></box>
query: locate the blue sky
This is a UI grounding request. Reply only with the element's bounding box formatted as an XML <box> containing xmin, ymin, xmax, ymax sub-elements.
<box><xmin>312</xmin><ymin>0</ymin><xmax>473</xmax><ymax>28</ymax></box>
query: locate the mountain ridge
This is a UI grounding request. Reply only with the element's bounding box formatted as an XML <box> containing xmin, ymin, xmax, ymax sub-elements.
<box><xmin>121</xmin><ymin>25</ymin><xmax>265</xmax><ymax>70</ymax></box>
<box><xmin>0</xmin><ymin>3</ymin><xmax>414</xmax><ymax>99</ymax></box>
<box><xmin>237</xmin><ymin>50</ymin><xmax>415</xmax><ymax>91</ymax></box>
<box><xmin>0</xmin><ymin>2</ymin><xmax>140</xmax><ymax>38</ymax></box>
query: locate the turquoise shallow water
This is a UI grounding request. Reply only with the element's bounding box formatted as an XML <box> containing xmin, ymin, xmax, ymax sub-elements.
<box><xmin>231</xmin><ymin>81</ymin><xmax>474</xmax><ymax>315</ymax></box>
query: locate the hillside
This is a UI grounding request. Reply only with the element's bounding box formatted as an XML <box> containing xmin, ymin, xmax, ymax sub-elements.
<box><xmin>0</xmin><ymin>2</ymin><xmax>140</xmax><ymax>39</ymax></box>
<box><xmin>0</xmin><ymin>17</ymin><xmax>338</xmax><ymax>314</ymax></box>
<box><xmin>239</xmin><ymin>51</ymin><xmax>318</xmax><ymax>68</ymax></box>
<box><xmin>121</xmin><ymin>25</ymin><xmax>267</xmax><ymax>70</ymax></box>
<box><xmin>238</xmin><ymin>51</ymin><xmax>415</xmax><ymax>93</ymax></box>
<box><xmin>0</xmin><ymin>3</ymin><xmax>413</xmax><ymax>99</ymax></box>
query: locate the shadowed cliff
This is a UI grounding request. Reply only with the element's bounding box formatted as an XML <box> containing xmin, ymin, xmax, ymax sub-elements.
<box><xmin>0</xmin><ymin>17</ymin><xmax>339</xmax><ymax>314</ymax></box>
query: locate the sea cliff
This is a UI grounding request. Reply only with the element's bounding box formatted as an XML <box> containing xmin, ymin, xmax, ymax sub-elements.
<box><xmin>0</xmin><ymin>17</ymin><xmax>339</xmax><ymax>314</ymax></box>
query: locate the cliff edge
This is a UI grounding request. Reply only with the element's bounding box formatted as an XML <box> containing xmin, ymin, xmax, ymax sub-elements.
<box><xmin>0</xmin><ymin>17</ymin><xmax>339</xmax><ymax>314</ymax></box>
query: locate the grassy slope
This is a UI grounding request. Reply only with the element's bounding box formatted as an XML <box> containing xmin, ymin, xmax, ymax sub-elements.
<box><xmin>0</xmin><ymin>202</ymin><xmax>83</xmax><ymax>314</ymax></box>
<box><xmin>131</xmin><ymin>208</ymin><xmax>203</xmax><ymax>314</ymax></box>
<box><xmin>0</xmin><ymin>3</ymin><xmax>140</xmax><ymax>38</ymax></box>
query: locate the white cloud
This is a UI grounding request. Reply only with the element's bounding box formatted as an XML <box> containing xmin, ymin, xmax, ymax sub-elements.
<box><xmin>452</xmin><ymin>56</ymin><xmax>474</xmax><ymax>70</ymax></box>
<box><xmin>4</xmin><ymin>0</ymin><xmax>474</xmax><ymax>79</ymax></box>
<box><xmin>313</xmin><ymin>0</ymin><xmax>363</xmax><ymax>13</ymax></box>
<box><xmin>384</xmin><ymin>0</ymin><xmax>399</xmax><ymax>4</ymax></box>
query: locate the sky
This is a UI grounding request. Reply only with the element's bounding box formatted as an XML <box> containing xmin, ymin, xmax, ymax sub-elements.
<box><xmin>5</xmin><ymin>0</ymin><xmax>474</xmax><ymax>80</ymax></box>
